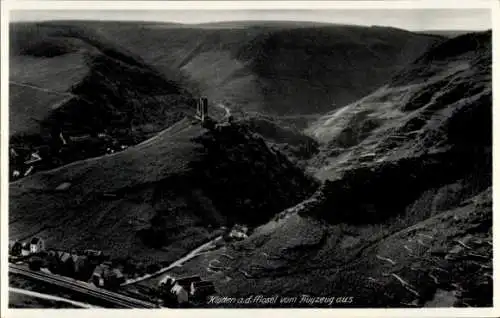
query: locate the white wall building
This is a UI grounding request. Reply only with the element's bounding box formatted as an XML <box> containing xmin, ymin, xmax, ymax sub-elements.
<box><xmin>30</xmin><ymin>237</ymin><xmax>44</xmax><ymax>254</ymax></box>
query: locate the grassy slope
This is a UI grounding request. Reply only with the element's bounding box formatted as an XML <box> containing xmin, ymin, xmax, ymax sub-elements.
<box><xmin>307</xmin><ymin>31</ymin><xmax>491</xmax><ymax>179</ymax></box>
<box><xmin>9</xmin><ymin>84</ymin><xmax>73</xmax><ymax>137</ymax></box>
<box><xmin>9</xmin><ymin>118</ymin><xmax>316</xmax><ymax>264</ymax></box>
<box><xmin>9</xmin><ymin>22</ymin><xmax>191</xmax><ymax>138</ymax></box>
<box><xmin>63</xmin><ymin>21</ymin><xmax>441</xmax><ymax>163</ymax></box>
<box><xmin>86</xmin><ymin>21</ymin><xmax>443</xmax><ymax>116</ymax></box>
<box><xmin>9</xmin><ymin>21</ymin><xmax>323</xmax><ymax>266</ymax></box>
<box><xmin>9</xmin><ymin>22</ymin><xmax>197</xmax><ymax>176</ymax></box>
<box><xmin>206</xmin><ymin>187</ymin><xmax>491</xmax><ymax>308</ymax></box>
<box><xmin>8</xmin><ymin>21</ymin><xmax>442</xmax><ymax>174</ymax></box>
<box><xmin>167</xmin><ymin>31</ymin><xmax>492</xmax><ymax>307</ymax></box>
<box><xmin>9</xmin><ymin>48</ymin><xmax>89</xmax><ymax>137</ymax></box>
<box><xmin>9</xmin><ymin>22</ymin><xmax>488</xmax><ymax>307</ymax></box>
<box><xmin>160</xmin><ymin>187</ymin><xmax>491</xmax><ymax>307</ymax></box>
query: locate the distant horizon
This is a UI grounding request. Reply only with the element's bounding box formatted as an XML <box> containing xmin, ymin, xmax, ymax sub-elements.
<box><xmin>9</xmin><ymin>9</ymin><xmax>492</xmax><ymax>31</ymax></box>
<box><xmin>9</xmin><ymin>19</ymin><xmax>492</xmax><ymax>33</ymax></box>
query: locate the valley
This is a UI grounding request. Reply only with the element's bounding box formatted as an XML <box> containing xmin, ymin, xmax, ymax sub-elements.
<box><xmin>7</xmin><ymin>19</ymin><xmax>492</xmax><ymax>308</ymax></box>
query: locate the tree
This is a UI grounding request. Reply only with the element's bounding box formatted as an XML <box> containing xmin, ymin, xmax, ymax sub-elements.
<box><xmin>29</xmin><ymin>257</ymin><xmax>43</xmax><ymax>271</ymax></box>
<box><xmin>158</xmin><ymin>280</ymin><xmax>177</xmax><ymax>307</ymax></box>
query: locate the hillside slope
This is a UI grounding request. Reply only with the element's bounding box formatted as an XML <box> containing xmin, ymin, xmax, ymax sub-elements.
<box><xmin>9</xmin><ymin>21</ymin><xmax>442</xmax><ymax>180</ymax></box>
<box><xmin>9</xmin><ymin>119</ymin><xmax>317</xmax><ymax>264</ymax></box>
<box><xmin>167</xmin><ymin>31</ymin><xmax>492</xmax><ymax>308</ymax></box>
<box><xmin>307</xmin><ymin>31</ymin><xmax>491</xmax><ymax>183</ymax></box>
<box><xmin>90</xmin><ymin>21</ymin><xmax>443</xmax><ymax>115</ymax></box>
<box><xmin>9</xmin><ymin>22</ymin><xmax>195</xmax><ymax>177</ymax></box>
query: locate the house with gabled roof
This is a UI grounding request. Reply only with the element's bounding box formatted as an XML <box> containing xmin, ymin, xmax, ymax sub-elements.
<box><xmin>30</xmin><ymin>237</ymin><xmax>44</xmax><ymax>254</ymax></box>
<box><xmin>92</xmin><ymin>263</ymin><xmax>108</xmax><ymax>287</ymax></box>
<box><xmin>58</xmin><ymin>251</ymin><xmax>75</xmax><ymax>276</ymax></box>
<box><xmin>91</xmin><ymin>263</ymin><xmax>125</xmax><ymax>288</ymax></box>
<box><xmin>171</xmin><ymin>282</ymin><xmax>189</xmax><ymax>305</ymax></box>
<box><xmin>21</xmin><ymin>242</ymin><xmax>30</xmax><ymax>256</ymax></box>
<box><xmin>59</xmin><ymin>251</ymin><xmax>72</xmax><ymax>263</ymax></box>
<box><xmin>72</xmin><ymin>254</ymin><xmax>89</xmax><ymax>276</ymax></box>
<box><xmin>9</xmin><ymin>240</ymin><xmax>22</xmax><ymax>256</ymax></box>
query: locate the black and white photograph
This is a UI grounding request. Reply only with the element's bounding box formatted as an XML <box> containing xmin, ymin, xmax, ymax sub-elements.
<box><xmin>1</xmin><ymin>0</ymin><xmax>496</xmax><ymax>314</ymax></box>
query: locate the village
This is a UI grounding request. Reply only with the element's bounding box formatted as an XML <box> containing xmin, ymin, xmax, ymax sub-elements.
<box><xmin>8</xmin><ymin>222</ymin><xmax>249</xmax><ymax>307</ymax></box>
<box><xmin>9</xmin><ymin>237</ymin><xmax>127</xmax><ymax>289</ymax></box>
<box><xmin>9</xmin><ymin>97</ymin><xmax>229</xmax><ymax>183</ymax></box>
<box><xmin>9</xmin><ymin>98</ymin><xmax>248</xmax><ymax>307</ymax></box>
<box><xmin>9</xmin><ymin>131</ymin><xmax>130</xmax><ymax>182</ymax></box>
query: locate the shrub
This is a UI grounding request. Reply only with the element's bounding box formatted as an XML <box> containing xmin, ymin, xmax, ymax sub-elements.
<box><xmin>29</xmin><ymin>257</ymin><xmax>43</xmax><ymax>271</ymax></box>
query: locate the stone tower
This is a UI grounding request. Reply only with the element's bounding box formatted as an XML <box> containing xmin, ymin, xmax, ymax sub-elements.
<box><xmin>196</xmin><ymin>97</ymin><xmax>208</xmax><ymax>122</ymax></box>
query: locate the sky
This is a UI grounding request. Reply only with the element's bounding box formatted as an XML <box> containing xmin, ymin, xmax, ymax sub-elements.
<box><xmin>10</xmin><ymin>9</ymin><xmax>491</xmax><ymax>31</ymax></box>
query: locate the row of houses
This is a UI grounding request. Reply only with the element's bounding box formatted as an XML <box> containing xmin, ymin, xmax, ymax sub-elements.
<box><xmin>45</xmin><ymin>249</ymin><xmax>94</xmax><ymax>277</ymax></box>
<box><xmin>9</xmin><ymin>238</ymin><xmax>101</xmax><ymax>258</ymax></box>
<box><xmin>9</xmin><ymin>237</ymin><xmax>45</xmax><ymax>256</ymax></box>
<box><xmin>91</xmin><ymin>261</ymin><xmax>126</xmax><ymax>289</ymax></box>
<box><xmin>159</xmin><ymin>275</ymin><xmax>216</xmax><ymax>306</ymax></box>
<box><xmin>40</xmin><ymin>249</ymin><xmax>123</xmax><ymax>287</ymax></box>
<box><xmin>8</xmin><ymin>237</ymin><xmax>118</xmax><ymax>285</ymax></box>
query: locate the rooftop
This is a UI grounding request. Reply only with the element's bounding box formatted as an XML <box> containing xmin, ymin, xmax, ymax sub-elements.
<box><xmin>30</xmin><ymin>237</ymin><xmax>41</xmax><ymax>244</ymax></box>
<box><xmin>176</xmin><ymin>275</ymin><xmax>202</xmax><ymax>286</ymax></box>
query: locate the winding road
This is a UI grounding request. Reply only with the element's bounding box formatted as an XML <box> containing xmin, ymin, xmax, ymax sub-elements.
<box><xmin>121</xmin><ymin>236</ymin><xmax>222</xmax><ymax>286</ymax></box>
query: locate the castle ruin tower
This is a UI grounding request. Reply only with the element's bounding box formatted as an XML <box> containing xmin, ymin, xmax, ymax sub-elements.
<box><xmin>196</xmin><ymin>97</ymin><xmax>209</xmax><ymax>123</ymax></box>
<box><xmin>201</xmin><ymin>97</ymin><xmax>208</xmax><ymax>122</ymax></box>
